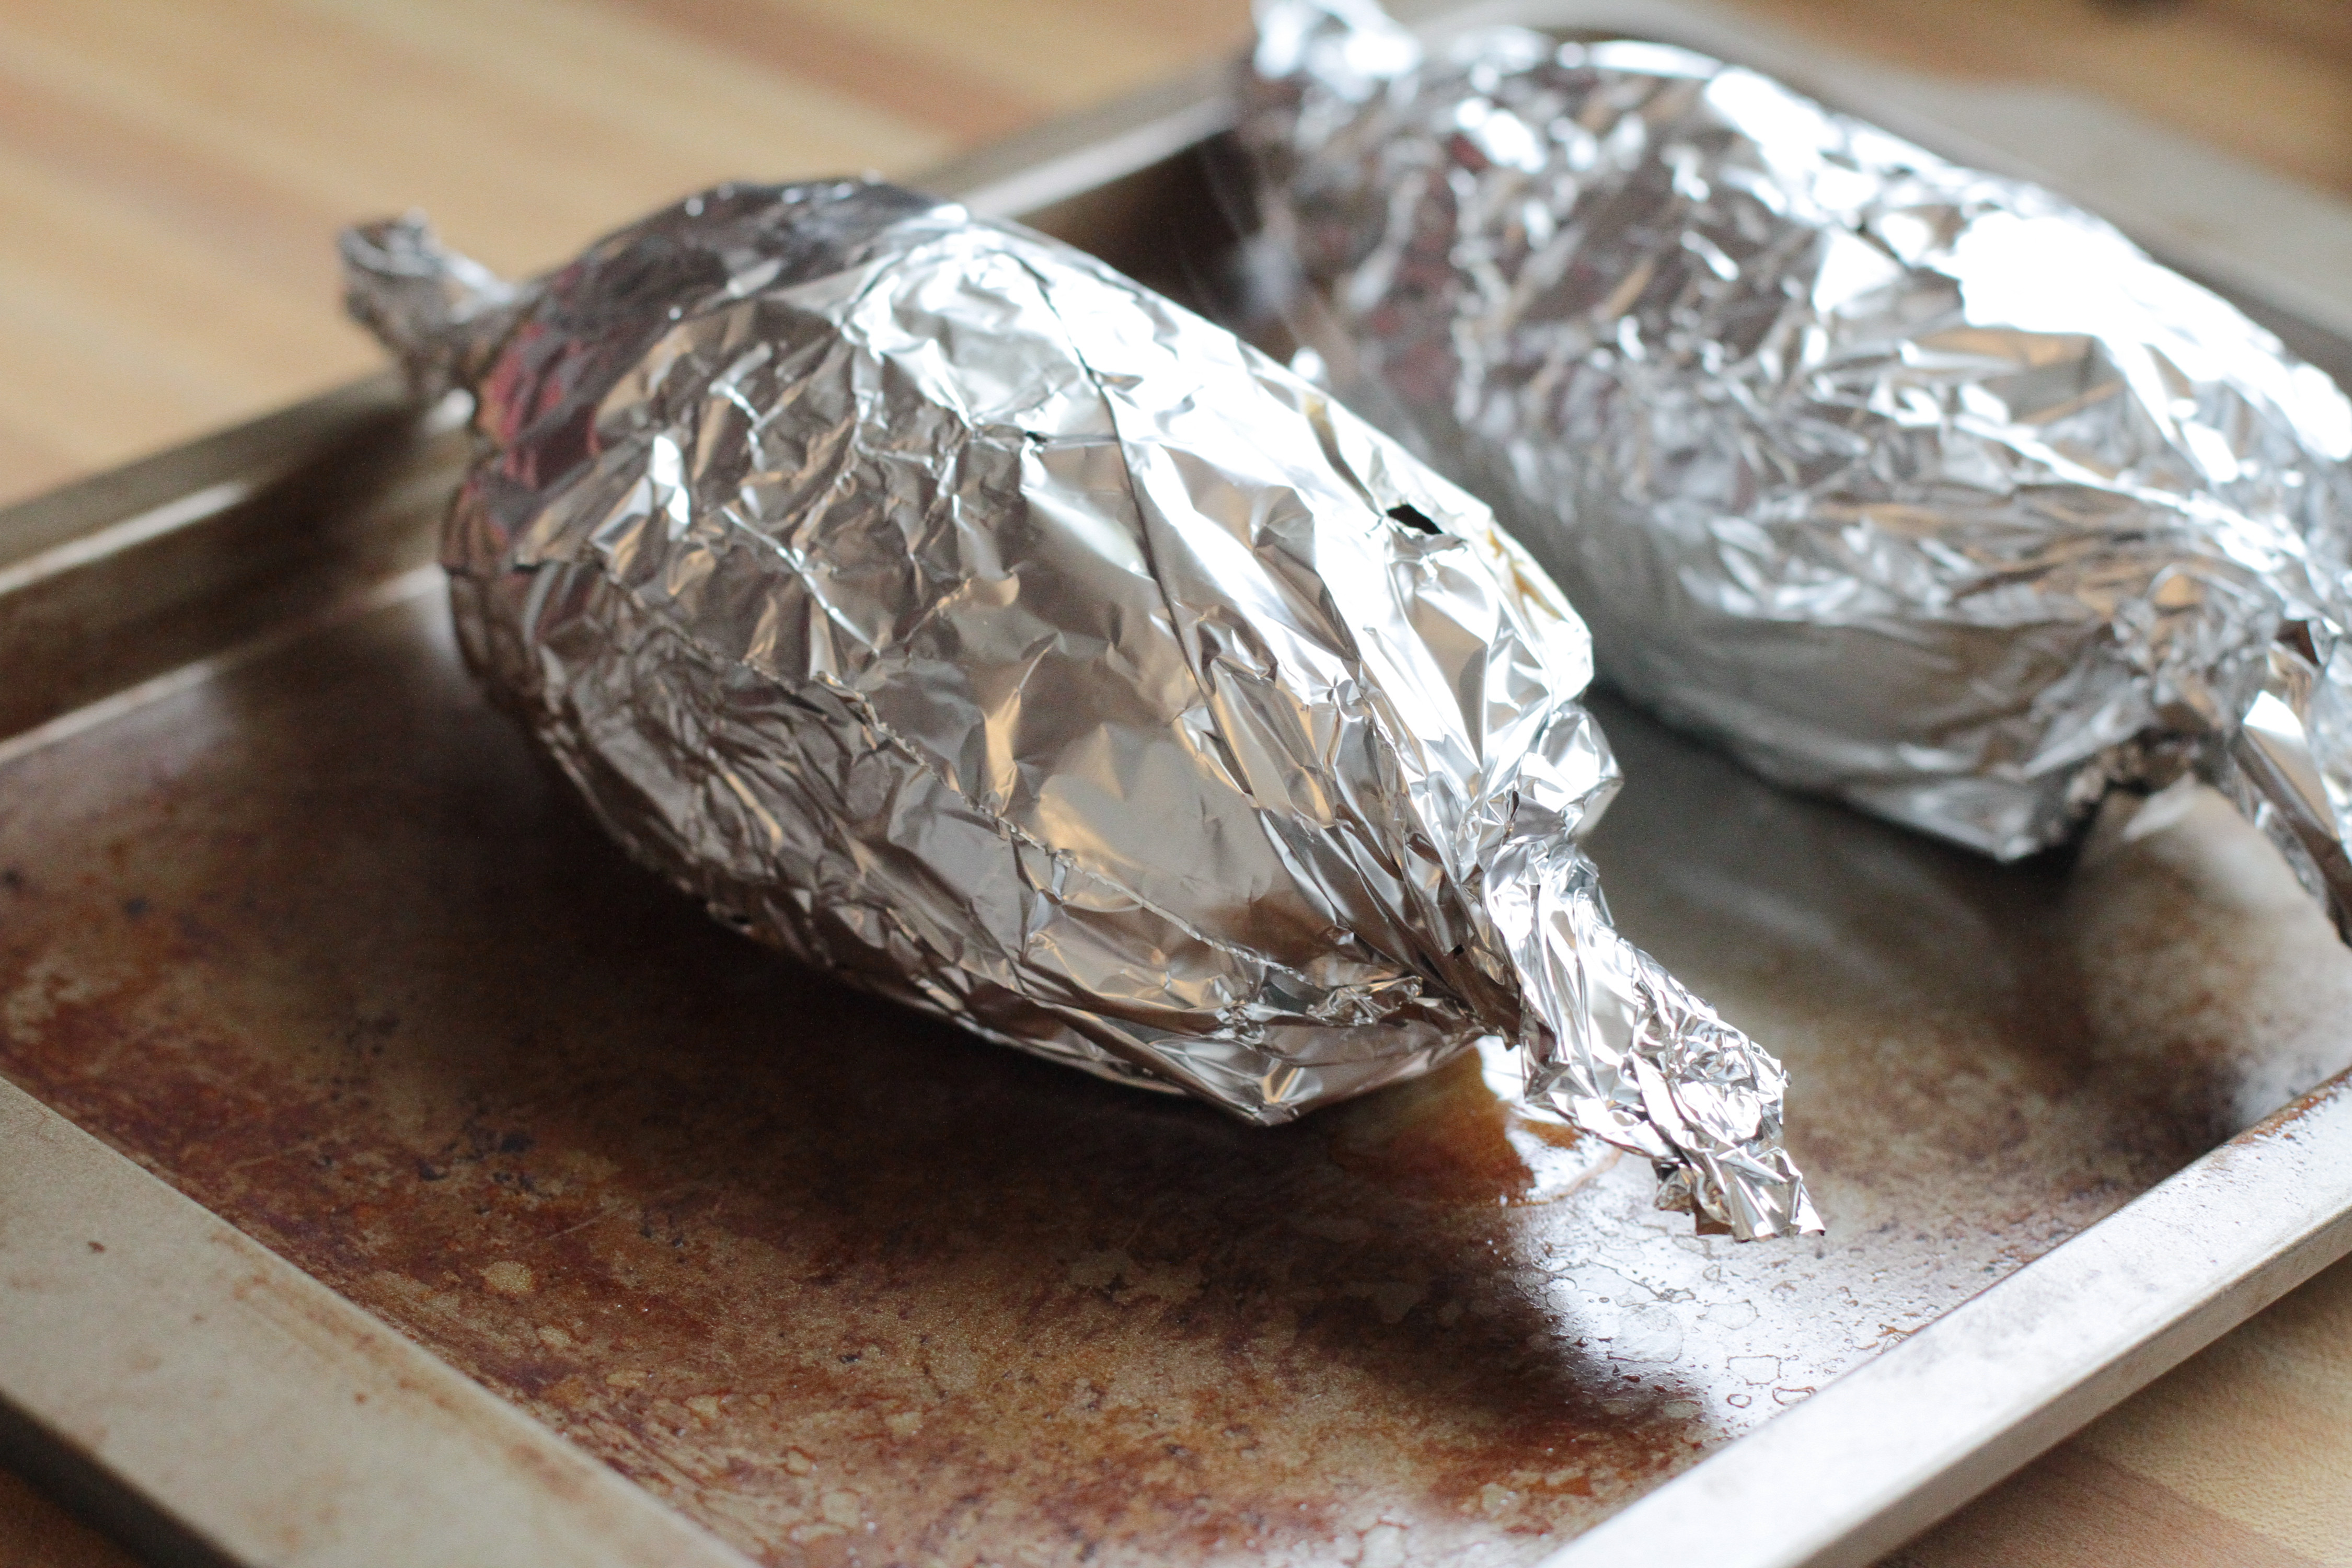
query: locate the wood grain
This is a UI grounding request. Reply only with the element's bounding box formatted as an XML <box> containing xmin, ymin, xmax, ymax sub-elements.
<box><xmin>1726</xmin><ymin>0</ymin><xmax>2352</xmax><ymax>196</ymax></box>
<box><xmin>0</xmin><ymin>0</ymin><xmax>1242</xmax><ymax>508</ymax></box>
<box><xmin>1</xmin><ymin>2</ymin><xmax>2348</xmax><ymax>1566</ymax></box>
<box><xmin>1887</xmin><ymin>1251</ymin><xmax>2352</xmax><ymax>1567</ymax></box>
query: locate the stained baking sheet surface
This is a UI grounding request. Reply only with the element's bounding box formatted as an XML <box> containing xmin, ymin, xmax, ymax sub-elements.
<box><xmin>4</xmin><ymin>568</ymin><xmax>2347</xmax><ymax>1567</ymax></box>
<box><xmin>8</xmin><ymin>9</ymin><xmax>2352</xmax><ymax>1566</ymax></box>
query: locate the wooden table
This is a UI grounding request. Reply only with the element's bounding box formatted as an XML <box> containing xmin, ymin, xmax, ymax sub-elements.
<box><xmin>2</xmin><ymin>2</ymin><xmax>2347</xmax><ymax>1564</ymax></box>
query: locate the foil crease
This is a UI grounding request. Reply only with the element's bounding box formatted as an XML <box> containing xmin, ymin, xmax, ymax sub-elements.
<box><xmin>1241</xmin><ymin>0</ymin><xmax>2352</xmax><ymax>931</ymax></box>
<box><xmin>341</xmin><ymin>181</ymin><xmax>1818</xmax><ymax>1237</ymax></box>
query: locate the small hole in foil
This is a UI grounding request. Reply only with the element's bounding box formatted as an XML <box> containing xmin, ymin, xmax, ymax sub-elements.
<box><xmin>1386</xmin><ymin>503</ymin><xmax>1442</xmax><ymax>535</ymax></box>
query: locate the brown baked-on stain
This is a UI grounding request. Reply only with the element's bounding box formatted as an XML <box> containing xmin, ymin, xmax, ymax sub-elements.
<box><xmin>1324</xmin><ymin>1051</ymin><xmax>1616</xmax><ymax>1208</ymax></box>
<box><xmin>4</xmin><ymin>589</ymin><xmax>2348</xmax><ymax>1568</ymax></box>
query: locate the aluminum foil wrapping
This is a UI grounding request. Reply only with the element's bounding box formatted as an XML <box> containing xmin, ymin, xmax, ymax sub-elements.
<box><xmin>340</xmin><ymin>180</ymin><xmax>1818</xmax><ymax>1237</ymax></box>
<box><xmin>1241</xmin><ymin>0</ymin><xmax>2352</xmax><ymax>931</ymax></box>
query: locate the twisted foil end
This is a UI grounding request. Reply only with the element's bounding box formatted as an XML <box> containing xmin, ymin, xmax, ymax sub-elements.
<box><xmin>1486</xmin><ymin>833</ymin><xmax>1820</xmax><ymax>1240</ymax></box>
<box><xmin>2213</xmin><ymin>632</ymin><xmax>2352</xmax><ymax>938</ymax></box>
<box><xmin>340</xmin><ymin>214</ymin><xmax>523</xmax><ymax>401</ymax></box>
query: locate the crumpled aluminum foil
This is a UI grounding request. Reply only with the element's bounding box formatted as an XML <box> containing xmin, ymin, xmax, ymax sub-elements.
<box><xmin>340</xmin><ymin>180</ymin><xmax>1819</xmax><ymax>1237</ymax></box>
<box><xmin>1240</xmin><ymin>0</ymin><xmax>2352</xmax><ymax>932</ymax></box>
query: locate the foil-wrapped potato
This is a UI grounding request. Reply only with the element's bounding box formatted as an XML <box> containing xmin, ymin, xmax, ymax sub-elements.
<box><xmin>341</xmin><ymin>180</ymin><xmax>1817</xmax><ymax>1237</ymax></box>
<box><xmin>1242</xmin><ymin>0</ymin><xmax>2352</xmax><ymax>931</ymax></box>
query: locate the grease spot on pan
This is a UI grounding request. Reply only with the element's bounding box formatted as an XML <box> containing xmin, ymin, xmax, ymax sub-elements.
<box><xmin>1325</xmin><ymin>1041</ymin><xmax>1618</xmax><ymax>1207</ymax></box>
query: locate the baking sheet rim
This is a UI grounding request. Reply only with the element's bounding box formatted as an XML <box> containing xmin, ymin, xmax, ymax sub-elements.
<box><xmin>4</xmin><ymin>4</ymin><xmax>2352</xmax><ymax>1563</ymax></box>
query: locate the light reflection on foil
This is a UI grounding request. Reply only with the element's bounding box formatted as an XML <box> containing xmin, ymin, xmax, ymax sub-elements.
<box><xmin>1475</xmin><ymin>1035</ymin><xmax>1620</xmax><ymax>1204</ymax></box>
<box><xmin>340</xmin><ymin>181</ymin><xmax>1817</xmax><ymax>1236</ymax></box>
<box><xmin>1240</xmin><ymin>0</ymin><xmax>2352</xmax><ymax>935</ymax></box>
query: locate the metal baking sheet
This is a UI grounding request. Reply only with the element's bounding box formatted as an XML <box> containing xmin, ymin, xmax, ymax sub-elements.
<box><xmin>6</xmin><ymin>5</ymin><xmax>2352</xmax><ymax>1566</ymax></box>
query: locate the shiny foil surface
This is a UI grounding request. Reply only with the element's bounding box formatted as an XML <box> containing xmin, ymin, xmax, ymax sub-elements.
<box><xmin>1241</xmin><ymin>0</ymin><xmax>2352</xmax><ymax>930</ymax></box>
<box><xmin>341</xmin><ymin>181</ymin><xmax>1817</xmax><ymax>1237</ymax></box>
